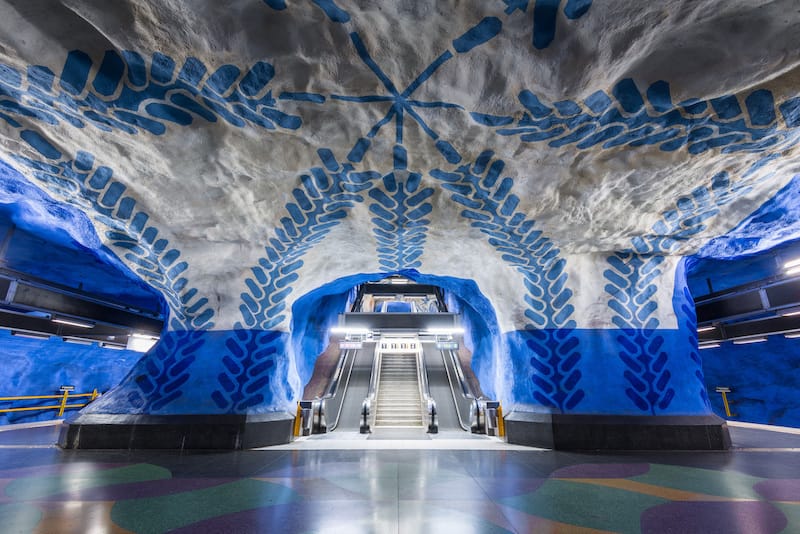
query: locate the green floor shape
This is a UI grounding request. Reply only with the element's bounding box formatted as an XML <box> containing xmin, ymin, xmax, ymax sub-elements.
<box><xmin>632</xmin><ymin>463</ymin><xmax>764</xmax><ymax>500</ymax></box>
<box><xmin>111</xmin><ymin>478</ymin><xmax>300</xmax><ymax>534</ymax></box>
<box><xmin>0</xmin><ymin>502</ymin><xmax>43</xmax><ymax>534</ymax></box>
<box><xmin>500</xmin><ymin>478</ymin><xmax>667</xmax><ymax>534</ymax></box>
<box><xmin>5</xmin><ymin>463</ymin><xmax>171</xmax><ymax>500</ymax></box>
<box><xmin>773</xmin><ymin>502</ymin><xmax>800</xmax><ymax>533</ymax></box>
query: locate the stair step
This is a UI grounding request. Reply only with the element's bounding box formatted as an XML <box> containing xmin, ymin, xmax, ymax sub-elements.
<box><xmin>374</xmin><ymin>348</ymin><xmax>424</xmax><ymax>428</ymax></box>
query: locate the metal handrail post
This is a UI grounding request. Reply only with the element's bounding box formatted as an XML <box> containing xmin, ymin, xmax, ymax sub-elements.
<box><xmin>57</xmin><ymin>389</ymin><xmax>70</xmax><ymax>417</ymax></box>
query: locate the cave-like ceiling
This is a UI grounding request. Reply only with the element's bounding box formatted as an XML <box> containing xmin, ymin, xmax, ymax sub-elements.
<box><xmin>0</xmin><ymin>0</ymin><xmax>798</xmax><ymax>334</ymax></box>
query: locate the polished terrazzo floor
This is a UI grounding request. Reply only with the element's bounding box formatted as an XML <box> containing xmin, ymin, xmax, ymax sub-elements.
<box><xmin>1</xmin><ymin>422</ymin><xmax>799</xmax><ymax>533</ymax></box>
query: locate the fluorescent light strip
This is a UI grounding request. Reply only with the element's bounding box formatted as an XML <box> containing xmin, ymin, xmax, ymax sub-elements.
<box><xmin>697</xmin><ymin>325</ymin><xmax>716</xmax><ymax>333</ymax></box>
<box><xmin>786</xmin><ymin>266</ymin><xmax>800</xmax><ymax>276</ymax></box>
<box><xmin>52</xmin><ymin>317</ymin><xmax>94</xmax><ymax>329</ymax></box>
<box><xmin>101</xmin><ymin>343</ymin><xmax>125</xmax><ymax>350</ymax></box>
<box><xmin>11</xmin><ymin>331</ymin><xmax>50</xmax><ymax>340</ymax></box>
<box><xmin>63</xmin><ymin>337</ymin><xmax>93</xmax><ymax>346</ymax></box>
<box><xmin>131</xmin><ymin>333</ymin><xmax>158</xmax><ymax>340</ymax></box>
<box><xmin>785</xmin><ymin>333</ymin><xmax>800</xmax><ymax>339</ymax></box>
<box><xmin>732</xmin><ymin>337</ymin><xmax>768</xmax><ymax>345</ymax></box>
<box><xmin>330</xmin><ymin>327</ymin><xmax>370</xmax><ymax>335</ymax></box>
<box><xmin>785</xmin><ymin>258</ymin><xmax>800</xmax><ymax>269</ymax></box>
<box><xmin>423</xmin><ymin>328</ymin><xmax>465</xmax><ymax>336</ymax></box>
<box><xmin>698</xmin><ymin>343</ymin><xmax>720</xmax><ymax>349</ymax></box>
<box><xmin>782</xmin><ymin>310</ymin><xmax>800</xmax><ymax>317</ymax></box>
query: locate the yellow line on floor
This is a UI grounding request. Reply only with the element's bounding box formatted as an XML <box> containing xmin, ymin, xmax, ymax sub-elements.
<box><xmin>560</xmin><ymin>478</ymin><xmax>755</xmax><ymax>502</ymax></box>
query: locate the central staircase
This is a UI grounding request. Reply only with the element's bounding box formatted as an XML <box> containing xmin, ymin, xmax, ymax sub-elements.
<box><xmin>374</xmin><ymin>352</ymin><xmax>423</xmax><ymax>427</ymax></box>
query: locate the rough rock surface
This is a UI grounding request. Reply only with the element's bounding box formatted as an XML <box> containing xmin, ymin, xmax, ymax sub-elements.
<box><xmin>0</xmin><ymin>1</ymin><xmax>797</xmax><ymax>416</ymax></box>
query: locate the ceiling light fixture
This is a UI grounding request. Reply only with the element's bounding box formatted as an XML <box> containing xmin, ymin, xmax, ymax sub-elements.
<box><xmin>10</xmin><ymin>331</ymin><xmax>50</xmax><ymax>340</ymax></box>
<box><xmin>782</xmin><ymin>310</ymin><xmax>800</xmax><ymax>317</ymax></box>
<box><xmin>126</xmin><ymin>333</ymin><xmax>159</xmax><ymax>352</ymax></box>
<box><xmin>330</xmin><ymin>327</ymin><xmax>371</xmax><ymax>335</ymax></box>
<box><xmin>63</xmin><ymin>337</ymin><xmax>93</xmax><ymax>345</ymax></box>
<box><xmin>423</xmin><ymin>327</ymin><xmax>465</xmax><ymax>336</ymax></box>
<box><xmin>130</xmin><ymin>333</ymin><xmax>158</xmax><ymax>340</ymax></box>
<box><xmin>52</xmin><ymin>317</ymin><xmax>94</xmax><ymax>329</ymax></box>
<box><xmin>785</xmin><ymin>332</ymin><xmax>800</xmax><ymax>339</ymax></box>
<box><xmin>786</xmin><ymin>266</ymin><xmax>800</xmax><ymax>277</ymax></box>
<box><xmin>697</xmin><ymin>325</ymin><xmax>716</xmax><ymax>333</ymax></box>
<box><xmin>732</xmin><ymin>337</ymin><xmax>768</xmax><ymax>345</ymax></box>
<box><xmin>698</xmin><ymin>343</ymin><xmax>720</xmax><ymax>349</ymax></box>
<box><xmin>785</xmin><ymin>258</ymin><xmax>800</xmax><ymax>270</ymax></box>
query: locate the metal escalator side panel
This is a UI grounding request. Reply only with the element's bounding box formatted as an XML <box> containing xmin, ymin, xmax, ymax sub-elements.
<box><xmin>329</xmin><ymin>342</ymin><xmax>376</xmax><ymax>432</ymax></box>
<box><xmin>417</xmin><ymin>342</ymin><xmax>437</xmax><ymax>433</ymax></box>
<box><xmin>325</xmin><ymin>348</ymin><xmax>355</xmax><ymax>431</ymax></box>
<box><xmin>421</xmin><ymin>343</ymin><xmax>465</xmax><ymax>432</ymax></box>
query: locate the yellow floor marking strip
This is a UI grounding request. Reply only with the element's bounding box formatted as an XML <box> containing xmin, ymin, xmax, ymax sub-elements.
<box><xmin>560</xmin><ymin>478</ymin><xmax>754</xmax><ymax>502</ymax></box>
<box><xmin>34</xmin><ymin>501</ymin><xmax>133</xmax><ymax>534</ymax></box>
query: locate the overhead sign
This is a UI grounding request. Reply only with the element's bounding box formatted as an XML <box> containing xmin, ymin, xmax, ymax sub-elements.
<box><xmin>436</xmin><ymin>341</ymin><xmax>459</xmax><ymax>350</ymax></box>
<box><xmin>339</xmin><ymin>341</ymin><xmax>363</xmax><ymax>350</ymax></box>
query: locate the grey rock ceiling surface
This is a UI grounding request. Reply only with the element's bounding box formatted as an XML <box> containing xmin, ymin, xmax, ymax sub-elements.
<box><xmin>0</xmin><ymin>0</ymin><xmax>797</xmax><ymax>332</ymax></box>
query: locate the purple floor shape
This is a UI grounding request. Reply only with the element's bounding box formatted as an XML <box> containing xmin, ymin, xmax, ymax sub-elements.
<box><xmin>551</xmin><ymin>462</ymin><xmax>651</xmax><ymax>478</ymax></box>
<box><xmin>755</xmin><ymin>479</ymin><xmax>800</xmax><ymax>501</ymax></box>
<box><xmin>41</xmin><ymin>477</ymin><xmax>239</xmax><ymax>501</ymax></box>
<box><xmin>641</xmin><ymin>501</ymin><xmax>788</xmax><ymax>534</ymax></box>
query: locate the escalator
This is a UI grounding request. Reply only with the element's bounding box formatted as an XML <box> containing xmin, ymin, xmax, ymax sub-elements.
<box><xmin>295</xmin><ymin>277</ymin><xmax>501</xmax><ymax>439</ymax></box>
<box><xmin>422</xmin><ymin>342</ymin><xmax>471</xmax><ymax>432</ymax></box>
<box><xmin>328</xmin><ymin>342</ymin><xmax>374</xmax><ymax>431</ymax></box>
<box><xmin>297</xmin><ymin>334</ymin><xmax>502</xmax><ymax>438</ymax></box>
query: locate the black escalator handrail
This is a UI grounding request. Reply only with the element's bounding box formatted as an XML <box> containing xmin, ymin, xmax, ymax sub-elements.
<box><xmin>361</xmin><ymin>343</ymin><xmax>382</xmax><ymax>433</ymax></box>
<box><xmin>416</xmin><ymin>346</ymin><xmax>438</xmax><ymax>433</ymax></box>
<box><xmin>448</xmin><ymin>348</ymin><xmax>472</xmax><ymax>398</ymax></box>
<box><xmin>324</xmin><ymin>348</ymin><xmax>350</xmax><ymax>398</ymax></box>
<box><xmin>325</xmin><ymin>348</ymin><xmax>358</xmax><ymax>431</ymax></box>
<box><xmin>441</xmin><ymin>348</ymin><xmax>474</xmax><ymax>431</ymax></box>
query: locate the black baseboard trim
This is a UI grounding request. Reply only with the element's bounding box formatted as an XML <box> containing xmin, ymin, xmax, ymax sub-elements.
<box><xmin>58</xmin><ymin>413</ymin><xmax>295</xmax><ymax>450</ymax></box>
<box><xmin>504</xmin><ymin>412</ymin><xmax>731</xmax><ymax>450</ymax></box>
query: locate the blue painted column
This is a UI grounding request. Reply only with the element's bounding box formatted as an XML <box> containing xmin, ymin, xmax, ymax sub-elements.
<box><xmin>500</xmin><ymin>254</ymin><xmax>727</xmax><ymax>450</ymax></box>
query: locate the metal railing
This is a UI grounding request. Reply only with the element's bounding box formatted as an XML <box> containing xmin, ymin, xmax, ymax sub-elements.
<box><xmin>416</xmin><ymin>346</ymin><xmax>438</xmax><ymax>434</ymax></box>
<box><xmin>440</xmin><ymin>344</ymin><xmax>505</xmax><ymax>437</ymax></box>
<box><xmin>360</xmin><ymin>345</ymin><xmax>382</xmax><ymax>433</ymax></box>
<box><xmin>0</xmin><ymin>386</ymin><xmax>100</xmax><ymax>418</ymax></box>
<box><xmin>293</xmin><ymin>348</ymin><xmax>359</xmax><ymax>437</ymax></box>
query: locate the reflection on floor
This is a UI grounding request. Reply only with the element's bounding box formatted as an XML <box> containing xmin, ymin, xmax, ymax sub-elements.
<box><xmin>1</xmin><ymin>422</ymin><xmax>799</xmax><ymax>533</ymax></box>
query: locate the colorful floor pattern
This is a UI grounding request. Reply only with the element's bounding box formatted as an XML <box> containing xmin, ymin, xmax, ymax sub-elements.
<box><xmin>1</xmin><ymin>423</ymin><xmax>799</xmax><ymax>533</ymax></box>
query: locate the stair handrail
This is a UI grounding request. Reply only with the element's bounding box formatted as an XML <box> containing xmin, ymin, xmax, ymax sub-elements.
<box><xmin>439</xmin><ymin>335</ymin><xmax>501</xmax><ymax>434</ymax></box>
<box><xmin>441</xmin><ymin>347</ymin><xmax>477</xmax><ymax>432</ymax></box>
<box><xmin>417</xmin><ymin>344</ymin><xmax>438</xmax><ymax>433</ymax></box>
<box><xmin>296</xmin><ymin>341</ymin><xmax>358</xmax><ymax>435</ymax></box>
<box><xmin>360</xmin><ymin>343</ymin><xmax>382</xmax><ymax>433</ymax></box>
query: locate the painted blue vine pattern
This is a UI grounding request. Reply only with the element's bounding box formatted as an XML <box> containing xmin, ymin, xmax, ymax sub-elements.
<box><xmin>431</xmin><ymin>151</ymin><xmax>584</xmax><ymax>412</ymax></box>
<box><xmin>265</xmin><ymin>0</ymin><xmax>593</xmax><ymax>50</ymax></box>
<box><xmin>0</xmin><ymin>0</ymin><xmax>796</xmax><ymax>415</ymax></box>
<box><xmin>502</xmin><ymin>0</ymin><xmax>593</xmax><ymax>49</ymax></box>
<box><xmin>604</xmin><ymin>154</ymin><xmax>779</xmax><ymax>413</ymax></box>
<box><xmin>0</xmin><ymin>50</ymin><xmax>302</xmax><ymax>137</ymax></box>
<box><xmin>9</xmin><ymin>147</ymin><xmax>214</xmax><ymax>411</ymax></box>
<box><xmin>330</xmin><ymin>19</ymin><xmax>502</xmax><ymax>165</ymax></box>
<box><xmin>369</xmin><ymin>159</ymin><xmax>434</xmax><ymax>272</ymax></box>
<box><xmin>214</xmin><ymin>150</ymin><xmax>382</xmax><ymax>410</ymax></box>
<box><xmin>237</xmin><ymin>149</ymin><xmax>380</xmax><ymax>331</ymax></box>
<box><xmin>475</xmin><ymin>80</ymin><xmax>800</xmax><ymax>156</ymax></box>
<box><xmin>10</xmin><ymin>149</ymin><xmax>213</xmax><ymax>331</ymax></box>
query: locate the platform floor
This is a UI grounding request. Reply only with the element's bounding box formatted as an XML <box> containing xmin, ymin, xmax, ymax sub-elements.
<box><xmin>1</xmin><ymin>421</ymin><xmax>799</xmax><ymax>533</ymax></box>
